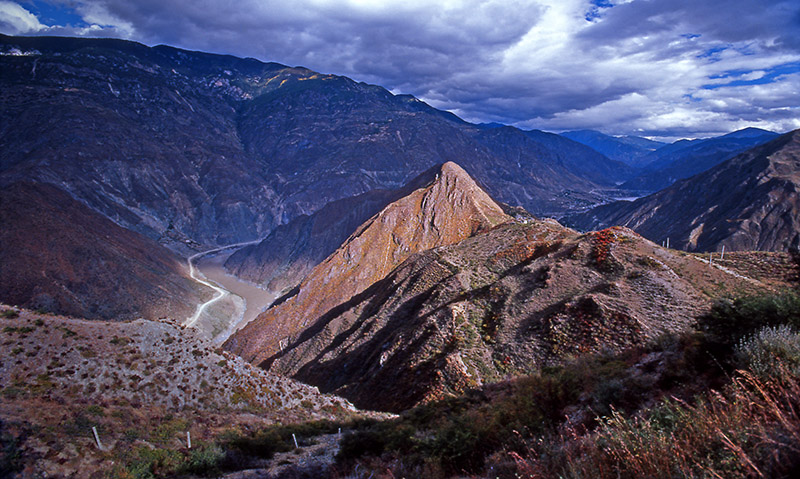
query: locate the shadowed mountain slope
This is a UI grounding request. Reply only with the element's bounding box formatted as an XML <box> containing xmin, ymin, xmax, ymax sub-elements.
<box><xmin>620</xmin><ymin>128</ymin><xmax>779</xmax><ymax>192</ymax></box>
<box><xmin>224</xmin><ymin>162</ymin><xmax>512</xmax><ymax>364</ymax></box>
<box><xmin>561</xmin><ymin>129</ymin><xmax>664</xmax><ymax>166</ymax></box>
<box><xmin>2</xmin><ymin>34</ymin><xmax>630</xmax><ymax>256</ymax></box>
<box><xmin>565</xmin><ymin>130</ymin><xmax>800</xmax><ymax>252</ymax></box>
<box><xmin>0</xmin><ymin>182</ymin><xmax>208</xmax><ymax>320</ymax></box>
<box><xmin>265</xmin><ymin>221</ymin><xmax>761</xmax><ymax>412</ymax></box>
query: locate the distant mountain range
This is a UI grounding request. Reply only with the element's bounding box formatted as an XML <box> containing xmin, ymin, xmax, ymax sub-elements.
<box><xmin>619</xmin><ymin>127</ymin><xmax>780</xmax><ymax>192</ymax></box>
<box><xmin>0</xmin><ymin>34</ymin><xmax>637</xmax><ymax>319</ymax></box>
<box><xmin>1</xmin><ymin>34</ymin><xmax>627</xmax><ymax>249</ymax></box>
<box><xmin>561</xmin><ymin>129</ymin><xmax>665</xmax><ymax>167</ymax></box>
<box><xmin>565</xmin><ymin>129</ymin><xmax>800</xmax><ymax>252</ymax></box>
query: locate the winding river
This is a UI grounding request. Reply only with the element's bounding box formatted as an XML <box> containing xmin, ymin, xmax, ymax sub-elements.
<box><xmin>184</xmin><ymin>241</ymin><xmax>277</xmax><ymax>342</ymax></box>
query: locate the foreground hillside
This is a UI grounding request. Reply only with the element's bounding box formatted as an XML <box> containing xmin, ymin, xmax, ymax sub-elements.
<box><xmin>268</xmin><ymin>220</ymin><xmax>776</xmax><ymax>412</ymax></box>
<box><xmin>331</xmin><ymin>286</ymin><xmax>800</xmax><ymax>478</ymax></box>
<box><xmin>566</xmin><ymin>129</ymin><xmax>800</xmax><ymax>252</ymax></box>
<box><xmin>0</xmin><ymin>306</ymin><xmax>376</xmax><ymax>478</ymax></box>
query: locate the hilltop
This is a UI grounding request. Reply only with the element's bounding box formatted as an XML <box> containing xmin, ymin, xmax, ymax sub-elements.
<box><xmin>224</xmin><ymin>162</ymin><xmax>512</xmax><ymax>364</ymax></box>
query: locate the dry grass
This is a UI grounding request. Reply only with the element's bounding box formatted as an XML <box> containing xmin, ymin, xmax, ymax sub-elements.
<box><xmin>511</xmin><ymin>367</ymin><xmax>800</xmax><ymax>479</ymax></box>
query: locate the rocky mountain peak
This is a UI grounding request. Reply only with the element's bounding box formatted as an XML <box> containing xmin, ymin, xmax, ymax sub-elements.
<box><xmin>224</xmin><ymin>162</ymin><xmax>512</xmax><ymax>364</ymax></box>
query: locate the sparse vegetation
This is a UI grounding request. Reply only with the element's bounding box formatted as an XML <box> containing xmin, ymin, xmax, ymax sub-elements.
<box><xmin>333</xmin><ymin>289</ymin><xmax>800</xmax><ymax>478</ymax></box>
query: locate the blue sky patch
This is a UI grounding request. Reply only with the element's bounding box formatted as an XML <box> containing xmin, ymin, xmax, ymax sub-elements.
<box><xmin>702</xmin><ymin>62</ymin><xmax>800</xmax><ymax>90</ymax></box>
<box><xmin>23</xmin><ymin>1</ymin><xmax>87</xmax><ymax>28</ymax></box>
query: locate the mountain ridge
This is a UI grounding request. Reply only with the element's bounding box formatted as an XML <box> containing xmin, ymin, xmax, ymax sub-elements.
<box><xmin>224</xmin><ymin>162</ymin><xmax>512</xmax><ymax>364</ymax></box>
<box><xmin>564</xmin><ymin>129</ymin><xmax>800</xmax><ymax>252</ymax></box>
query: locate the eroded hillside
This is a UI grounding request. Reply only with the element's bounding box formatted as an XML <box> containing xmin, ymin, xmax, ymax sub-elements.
<box><xmin>225</xmin><ymin>162</ymin><xmax>512</xmax><ymax>364</ymax></box>
<box><xmin>268</xmin><ymin>222</ymin><xmax>781</xmax><ymax>412</ymax></box>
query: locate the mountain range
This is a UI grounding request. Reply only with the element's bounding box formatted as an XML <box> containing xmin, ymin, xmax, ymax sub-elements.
<box><xmin>1</xmin><ymin>34</ymin><xmax>632</xmax><ymax>320</ymax></box>
<box><xmin>619</xmin><ymin>127</ymin><xmax>780</xmax><ymax>192</ymax></box>
<box><xmin>2</xmin><ymin>33</ymin><xmax>800</xmax><ymax>479</ymax></box>
<box><xmin>561</xmin><ymin>129</ymin><xmax>665</xmax><ymax>167</ymax></box>
<box><xmin>565</xmin><ymin>129</ymin><xmax>800</xmax><ymax>252</ymax></box>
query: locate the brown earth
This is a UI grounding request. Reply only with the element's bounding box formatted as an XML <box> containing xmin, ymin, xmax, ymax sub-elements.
<box><xmin>0</xmin><ymin>181</ymin><xmax>209</xmax><ymax>320</ymax></box>
<box><xmin>224</xmin><ymin>162</ymin><xmax>512</xmax><ymax>365</ymax></box>
<box><xmin>0</xmin><ymin>306</ymin><xmax>370</xmax><ymax>478</ymax></box>
<box><xmin>266</xmin><ymin>221</ymin><xmax>788</xmax><ymax>412</ymax></box>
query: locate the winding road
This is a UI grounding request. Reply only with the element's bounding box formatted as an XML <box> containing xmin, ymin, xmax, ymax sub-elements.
<box><xmin>184</xmin><ymin>240</ymin><xmax>261</xmax><ymax>328</ymax></box>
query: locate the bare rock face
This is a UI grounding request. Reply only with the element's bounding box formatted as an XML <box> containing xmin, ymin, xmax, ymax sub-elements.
<box><xmin>266</xmin><ymin>223</ymin><xmax>766</xmax><ymax>412</ymax></box>
<box><xmin>565</xmin><ymin>129</ymin><xmax>800</xmax><ymax>253</ymax></box>
<box><xmin>224</xmin><ymin>162</ymin><xmax>512</xmax><ymax>364</ymax></box>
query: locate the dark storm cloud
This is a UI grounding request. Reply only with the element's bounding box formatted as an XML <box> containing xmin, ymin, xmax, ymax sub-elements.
<box><xmin>2</xmin><ymin>0</ymin><xmax>799</xmax><ymax>139</ymax></box>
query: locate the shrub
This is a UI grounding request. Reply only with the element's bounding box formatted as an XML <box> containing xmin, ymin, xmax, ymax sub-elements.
<box><xmin>698</xmin><ymin>290</ymin><xmax>800</xmax><ymax>345</ymax></box>
<box><xmin>183</xmin><ymin>443</ymin><xmax>225</xmax><ymax>475</ymax></box>
<box><xmin>735</xmin><ymin>325</ymin><xmax>800</xmax><ymax>379</ymax></box>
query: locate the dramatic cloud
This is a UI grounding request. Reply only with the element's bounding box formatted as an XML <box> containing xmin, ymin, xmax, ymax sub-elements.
<box><xmin>3</xmin><ymin>0</ymin><xmax>799</xmax><ymax>139</ymax></box>
<box><xmin>0</xmin><ymin>1</ymin><xmax>45</xmax><ymax>33</ymax></box>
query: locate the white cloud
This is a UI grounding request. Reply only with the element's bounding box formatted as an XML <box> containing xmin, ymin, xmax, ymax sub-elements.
<box><xmin>0</xmin><ymin>1</ymin><xmax>44</xmax><ymax>34</ymax></box>
<box><xmin>1</xmin><ymin>0</ymin><xmax>798</xmax><ymax>138</ymax></box>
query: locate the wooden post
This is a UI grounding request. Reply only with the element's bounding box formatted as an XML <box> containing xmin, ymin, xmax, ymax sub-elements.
<box><xmin>721</xmin><ymin>245</ymin><xmax>725</xmax><ymax>261</ymax></box>
<box><xmin>292</xmin><ymin>433</ymin><xmax>299</xmax><ymax>448</ymax></box>
<box><xmin>92</xmin><ymin>426</ymin><xmax>103</xmax><ymax>451</ymax></box>
<box><xmin>187</xmin><ymin>431</ymin><xmax>192</xmax><ymax>449</ymax></box>
<box><xmin>666</xmin><ymin>237</ymin><xmax>670</xmax><ymax>249</ymax></box>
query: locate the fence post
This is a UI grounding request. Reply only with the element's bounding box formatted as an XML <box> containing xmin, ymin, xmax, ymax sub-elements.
<box><xmin>187</xmin><ymin>431</ymin><xmax>192</xmax><ymax>449</ymax></box>
<box><xmin>92</xmin><ymin>426</ymin><xmax>103</xmax><ymax>451</ymax></box>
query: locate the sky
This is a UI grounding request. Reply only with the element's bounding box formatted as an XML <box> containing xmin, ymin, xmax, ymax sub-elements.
<box><xmin>1</xmin><ymin>0</ymin><xmax>799</xmax><ymax>141</ymax></box>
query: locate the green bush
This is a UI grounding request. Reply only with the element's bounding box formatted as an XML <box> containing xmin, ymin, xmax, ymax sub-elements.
<box><xmin>698</xmin><ymin>290</ymin><xmax>800</xmax><ymax>345</ymax></box>
<box><xmin>183</xmin><ymin>443</ymin><xmax>225</xmax><ymax>475</ymax></box>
